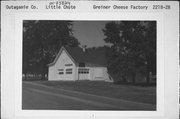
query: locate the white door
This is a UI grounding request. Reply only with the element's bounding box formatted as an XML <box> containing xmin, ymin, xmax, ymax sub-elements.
<box><xmin>78</xmin><ymin>68</ymin><xmax>90</xmax><ymax>80</ymax></box>
<box><xmin>94</xmin><ymin>68</ymin><xmax>104</xmax><ymax>78</ymax></box>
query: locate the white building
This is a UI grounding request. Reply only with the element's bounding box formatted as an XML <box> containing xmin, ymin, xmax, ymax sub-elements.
<box><xmin>48</xmin><ymin>46</ymin><xmax>113</xmax><ymax>82</ymax></box>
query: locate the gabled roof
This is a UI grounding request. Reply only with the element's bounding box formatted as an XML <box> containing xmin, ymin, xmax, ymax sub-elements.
<box><xmin>48</xmin><ymin>46</ymin><xmax>109</xmax><ymax>67</ymax></box>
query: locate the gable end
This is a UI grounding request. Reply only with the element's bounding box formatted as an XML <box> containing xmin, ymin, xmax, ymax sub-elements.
<box><xmin>47</xmin><ymin>46</ymin><xmax>77</xmax><ymax>67</ymax></box>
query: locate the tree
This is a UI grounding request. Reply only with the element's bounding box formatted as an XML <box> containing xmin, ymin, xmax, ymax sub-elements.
<box><xmin>23</xmin><ymin>20</ymin><xmax>79</xmax><ymax>80</ymax></box>
<box><xmin>103</xmin><ymin>21</ymin><xmax>156</xmax><ymax>84</ymax></box>
<box><xmin>142</xmin><ymin>21</ymin><xmax>156</xmax><ymax>83</ymax></box>
<box><xmin>103</xmin><ymin>21</ymin><xmax>133</xmax><ymax>83</ymax></box>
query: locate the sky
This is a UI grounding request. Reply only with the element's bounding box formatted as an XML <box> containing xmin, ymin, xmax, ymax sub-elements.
<box><xmin>72</xmin><ymin>21</ymin><xmax>110</xmax><ymax>48</ymax></box>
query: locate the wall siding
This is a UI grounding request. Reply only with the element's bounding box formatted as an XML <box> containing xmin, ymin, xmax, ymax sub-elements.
<box><xmin>48</xmin><ymin>50</ymin><xmax>75</xmax><ymax>81</ymax></box>
<box><xmin>48</xmin><ymin>66</ymin><xmax>57</xmax><ymax>81</ymax></box>
<box><xmin>90</xmin><ymin>67</ymin><xmax>109</xmax><ymax>81</ymax></box>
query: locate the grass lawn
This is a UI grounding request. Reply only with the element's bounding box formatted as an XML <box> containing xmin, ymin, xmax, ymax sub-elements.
<box><xmin>33</xmin><ymin>80</ymin><xmax>156</xmax><ymax>105</ymax></box>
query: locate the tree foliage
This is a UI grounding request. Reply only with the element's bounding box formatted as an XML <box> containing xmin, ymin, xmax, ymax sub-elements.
<box><xmin>23</xmin><ymin>20</ymin><xmax>79</xmax><ymax>80</ymax></box>
<box><xmin>103</xmin><ymin>21</ymin><xmax>156</xmax><ymax>84</ymax></box>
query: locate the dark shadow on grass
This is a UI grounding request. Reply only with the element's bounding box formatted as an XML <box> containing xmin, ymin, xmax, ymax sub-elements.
<box><xmin>113</xmin><ymin>81</ymin><xmax>156</xmax><ymax>87</ymax></box>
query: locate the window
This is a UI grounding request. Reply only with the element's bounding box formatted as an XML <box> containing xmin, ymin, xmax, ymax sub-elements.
<box><xmin>65</xmin><ymin>64</ymin><xmax>73</xmax><ymax>66</ymax></box>
<box><xmin>58</xmin><ymin>69</ymin><xmax>64</xmax><ymax>75</ymax></box>
<box><xmin>59</xmin><ymin>72</ymin><xmax>63</xmax><ymax>75</ymax></box>
<box><xmin>78</xmin><ymin>68</ymin><xmax>89</xmax><ymax>74</ymax></box>
<box><xmin>66</xmin><ymin>68</ymin><xmax>72</xmax><ymax>74</ymax></box>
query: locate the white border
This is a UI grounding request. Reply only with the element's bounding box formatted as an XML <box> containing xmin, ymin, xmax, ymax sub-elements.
<box><xmin>14</xmin><ymin>12</ymin><xmax>164</xmax><ymax>118</ymax></box>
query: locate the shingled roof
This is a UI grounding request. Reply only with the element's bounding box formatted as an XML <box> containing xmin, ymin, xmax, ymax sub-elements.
<box><xmin>48</xmin><ymin>46</ymin><xmax>109</xmax><ymax>67</ymax></box>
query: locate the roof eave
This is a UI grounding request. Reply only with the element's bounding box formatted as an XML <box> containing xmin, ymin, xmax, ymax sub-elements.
<box><xmin>47</xmin><ymin>46</ymin><xmax>78</xmax><ymax>67</ymax></box>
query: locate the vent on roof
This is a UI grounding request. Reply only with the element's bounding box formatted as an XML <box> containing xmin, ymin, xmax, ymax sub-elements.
<box><xmin>82</xmin><ymin>45</ymin><xmax>87</xmax><ymax>52</ymax></box>
<box><xmin>79</xmin><ymin>62</ymin><xmax>85</xmax><ymax>67</ymax></box>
